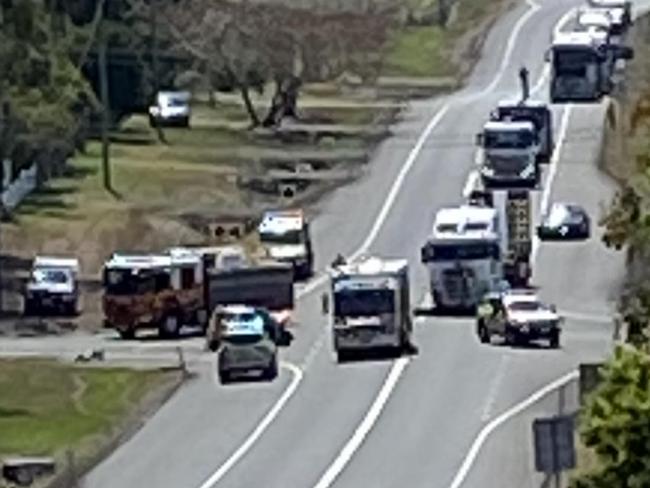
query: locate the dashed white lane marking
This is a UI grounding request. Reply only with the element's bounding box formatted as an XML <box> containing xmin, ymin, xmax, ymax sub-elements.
<box><xmin>480</xmin><ymin>355</ymin><xmax>511</xmax><ymax>422</ymax></box>
<box><xmin>199</xmin><ymin>361</ymin><xmax>303</xmax><ymax>488</ymax></box>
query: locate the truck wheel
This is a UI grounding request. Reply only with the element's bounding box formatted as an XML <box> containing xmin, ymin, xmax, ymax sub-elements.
<box><xmin>118</xmin><ymin>328</ymin><xmax>135</xmax><ymax>340</ymax></box>
<box><xmin>478</xmin><ymin>321</ymin><xmax>490</xmax><ymax>344</ymax></box>
<box><xmin>549</xmin><ymin>330</ymin><xmax>560</xmax><ymax>349</ymax></box>
<box><xmin>218</xmin><ymin>369</ymin><xmax>231</xmax><ymax>384</ymax></box>
<box><xmin>23</xmin><ymin>299</ymin><xmax>34</xmax><ymax>316</ymax></box>
<box><xmin>207</xmin><ymin>339</ymin><xmax>220</xmax><ymax>352</ymax></box>
<box><xmin>159</xmin><ymin>315</ymin><xmax>181</xmax><ymax>339</ymax></box>
<box><xmin>336</xmin><ymin>350</ymin><xmax>351</xmax><ymax>363</ymax></box>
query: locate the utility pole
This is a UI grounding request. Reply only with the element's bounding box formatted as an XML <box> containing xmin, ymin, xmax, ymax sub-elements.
<box><xmin>98</xmin><ymin>18</ymin><xmax>112</xmax><ymax>192</ymax></box>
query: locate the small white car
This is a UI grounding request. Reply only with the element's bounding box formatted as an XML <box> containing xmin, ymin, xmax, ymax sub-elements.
<box><xmin>148</xmin><ymin>91</ymin><xmax>191</xmax><ymax>128</ymax></box>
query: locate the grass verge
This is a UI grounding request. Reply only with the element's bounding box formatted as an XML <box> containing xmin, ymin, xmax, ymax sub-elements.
<box><xmin>0</xmin><ymin>359</ymin><xmax>181</xmax><ymax>459</ymax></box>
<box><xmin>383</xmin><ymin>0</ymin><xmax>515</xmax><ymax>79</ymax></box>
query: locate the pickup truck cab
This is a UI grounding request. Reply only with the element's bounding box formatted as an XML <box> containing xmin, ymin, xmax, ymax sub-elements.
<box><xmin>476</xmin><ymin>289</ymin><xmax>562</xmax><ymax>348</ymax></box>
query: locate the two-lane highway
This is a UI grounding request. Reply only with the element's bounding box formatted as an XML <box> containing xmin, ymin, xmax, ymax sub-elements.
<box><xmin>80</xmin><ymin>0</ymin><xmax>645</xmax><ymax>487</ymax></box>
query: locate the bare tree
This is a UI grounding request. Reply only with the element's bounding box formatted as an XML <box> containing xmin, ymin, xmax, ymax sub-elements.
<box><xmin>152</xmin><ymin>0</ymin><xmax>397</xmax><ymax>128</ymax></box>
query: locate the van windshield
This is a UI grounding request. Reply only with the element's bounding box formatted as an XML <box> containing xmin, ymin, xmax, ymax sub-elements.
<box><xmin>260</xmin><ymin>229</ymin><xmax>303</xmax><ymax>245</ymax></box>
<box><xmin>334</xmin><ymin>289</ymin><xmax>394</xmax><ymax>317</ymax></box>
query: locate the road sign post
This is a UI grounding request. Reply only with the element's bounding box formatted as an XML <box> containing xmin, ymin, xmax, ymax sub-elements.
<box><xmin>533</xmin><ymin>415</ymin><xmax>576</xmax><ymax>488</ymax></box>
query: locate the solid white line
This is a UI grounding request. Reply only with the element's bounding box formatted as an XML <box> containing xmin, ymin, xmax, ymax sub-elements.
<box><xmin>531</xmin><ymin>105</ymin><xmax>572</xmax><ymax>262</ymax></box>
<box><xmin>198</xmin><ymin>362</ymin><xmax>304</xmax><ymax>488</ymax></box>
<box><xmin>312</xmin><ymin>357</ymin><xmax>410</xmax><ymax>488</ymax></box>
<box><xmin>463</xmin><ymin>170</ymin><xmax>480</xmax><ymax>198</ymax></box>
<box><xmin>447</xmin><ymin>370</ymin><xmax>578</xmax><ymax>488</ymax></box>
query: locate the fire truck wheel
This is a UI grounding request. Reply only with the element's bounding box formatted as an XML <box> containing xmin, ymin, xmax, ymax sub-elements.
<box><xmin>478</xmin><ymin>321</ymin><xmax>490</xmax><ymax>344</ymax></box>
<box><xmin>118</xmin><ymin>328</ymin><xmax>135</xmax><ymax>340</ymax></box>
<box><xmin>160</xmin><ymin>315</ymin><xmax>181</xmax><ymax>338</ymax></box>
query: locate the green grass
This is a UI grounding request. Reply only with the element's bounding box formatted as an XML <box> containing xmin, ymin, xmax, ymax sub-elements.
<box><xmin>383</xmin><ymin>0</ymin><xmax>510</xmax><ymax>78</ymax></box>
<box><xmin>384</xmin><ymin>26</ymin><xmax>453</xmax><ymax>78</ymax></box>
<box><xmin>0</xmin><ymin>359</ymin><xmax>177</xmax><ymax>457</ymax></box>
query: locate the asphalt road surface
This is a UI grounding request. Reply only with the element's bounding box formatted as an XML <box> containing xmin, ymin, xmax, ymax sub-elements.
<box><xmin>4</xmin><ymin>1</ymin><xmax>650</xmax><ymax>487</ymax></box>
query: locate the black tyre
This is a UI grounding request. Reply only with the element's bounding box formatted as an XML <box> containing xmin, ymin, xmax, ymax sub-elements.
<box><xmin>336</xmin><ymin>349</ymin><xmax>351</xmax><ymax>363</ymax></box>
<box><xmin>478</xmin><ymin>321</ymin><xmax>490</xmax><ymax>344</ymax></box>
<box><xmin>549</xmin><ymin>330</ymin><xmax>560</xmax><ymax>349</ymax></box>
<box><xmin>207</xmin><ymin>339</ymin><xmax>220</xmax><ymax>352</ymax></box>
<box><xmin>219</xmin><ymin>369</ymin><xmax>231</xmax><ymax>384</ymax></box>
<box><xmin>159</xmin><ymin>315</ymin><xmax>181</xmax><ymax>339</ymax></box>
<box><xmin>263</xmin><ymin>357</ymin><xmax>279</xmax><ymax>381</ymax></box>
<box><xmin>504</xmin><ymin>328</ymin><xmax>518</xmax><ymax>346</ymax></box>
<box><xmin>118</xmin><ymin>328</ymin><xmax>135</xmax><ymax>340</ymax></box>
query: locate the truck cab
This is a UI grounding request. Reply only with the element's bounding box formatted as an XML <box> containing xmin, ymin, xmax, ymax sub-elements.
<box><xmin>477</xmin><ymin>120</ymin><xmax>540</xmax><ymax>188</ymax></box>
<box><xmin>547</xmin><ymin>31</ymin><xmax>632</xmax><ymax>103</ymax></box>
<box><xmin>102</xmin><ymin>251</ymin><xmax>205</xmax><ymax>339</ymax></box>
<box><xmin>24</xmin><ymin>256</ymin><xmax>80</xmax><ymax>316</ymax></box>
<box><xmin>421</xmin><ymin>205</ymin><xmax>504</xmax><ymax>312</ymax></box>
<box><xmin>323</xmin><ymin>256</ymin><xmax>412</xmax><ymax>362</ymax></box>
<box><xmin>258</xmin><ymin>209</ymin><xmax>314</xmax><ymax>281</ymax></box>
<box><xmin>208</xmin><ymin>305</ymin><xmax>284</xmax><ymax>383</ymax></box>
<box><xmin>493</xmin><ymin>99</ymin><xmax>554</xmax><ymax>163</ymax></box>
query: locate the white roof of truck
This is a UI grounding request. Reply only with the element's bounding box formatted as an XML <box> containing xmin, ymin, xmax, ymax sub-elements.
<box><xmin>578</xmin><ymin>8</ymin><xmax>613</xmax><ymax>27</ymax></box>
<box><xmin>552</xmin><ymin>30</ymin><xmax>602</xmax><ymax>48</ymax></box>
<box><xmin>484</xmin><ymin>120</ymin><xmax>535</xmax><ymax>132</ymax></box>
<box><xmin>334</xmin><ymin>256</ymin><xmax>407</xmax><ymax>277</ymax></box>
<box><xmin>589</xmin><ymin>0</ymin><xmax>629</xmax><ymax>8</ymax></box>
<box><xmin>33</xmin><ymin>256</ymin><xmax>80</xmax><ymax>272</ymax></box>
<box><xmin>497</xmin><ymin>99</ymin><xmax>547</xmax><ymax>109</ymax></box>
<box><xmin>258</xmin><ymin>210</ymin><xmax>305</xmax><ymax>234</ymax></box>
<box><xmin>105</xmin><ymin>253</ymin><xmax>171</xmax><ymax>270</ymax></box>
<box><xmin>432</xmin><ymin>206</ymin><xmax>498</xmax><ymax>240</ymax></box>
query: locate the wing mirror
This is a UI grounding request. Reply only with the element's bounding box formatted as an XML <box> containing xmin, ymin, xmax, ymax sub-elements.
<box><xmin>608</xmin><ymin>44</ymin><xmax>634</xmax><ymax>61</ymax></box>
<box><xmin>475</xmin><ymin>132</ymin><xmax>484</xmax><ymax>146</ymax></box>
<box><xmin>550</xmin><ymin>304</ymin><xmax>557</xmax><ymax>313</ymax></box>
<box><xmin>321</xmin><ymin>293</ymin><xmax>330</xmax><ymax>315</ymax></box>
<box><xmin>277</xmin><ymin>328</ymin><xmax>293</xmax><ymax>347</ymax></box>
<box><xmin>543</xmin><ymin>49</ymin><xmax>551</xmax><ymax>63</ymax></box>
<box><xmin>536</xmin><ymin>225</ymin><xmax>545</xmax><ymax>239</ymax></box>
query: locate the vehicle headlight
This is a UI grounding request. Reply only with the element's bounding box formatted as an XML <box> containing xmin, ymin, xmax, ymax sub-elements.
<box><xmin>481</xmin><ymin>166</ymin><xmax>494</xmax><ymax>176</ymax></box>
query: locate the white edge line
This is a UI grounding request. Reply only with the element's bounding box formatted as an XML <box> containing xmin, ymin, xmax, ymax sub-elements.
<box><xmin>448</xmin><ymin>370</ymin><xmax>579</xmax><ymax>488</ymax></box>
<box><xmin>312</xmin><ymin>357</ymin><xmax>410</xmax><ymax>488</ymax></box>
<box><xmin>198</xmin><ymin>362</ymin><xmax>303</xmax><ymax>488</ymax></box>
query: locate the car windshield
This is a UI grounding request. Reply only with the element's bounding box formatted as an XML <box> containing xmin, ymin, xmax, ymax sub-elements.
<box><xmin>554</xmin><ymin>48</ymin><xmax>598</xmax><ymax>72</ymax></box>
<box><xmin>485</xmin><ymin>129</ymin><xmax>534</xmax><ymax>149</ymax></box>
<box><xmin>260</xmin><ymin>229</ymin><xmax>302</xmax><ymax>245</ymax></box>
<box><xmin>508</xmin><ymin>300</ymin><xmax>545</xmax><ymax>312</ymax></box>
<box><xmin>33</xmin><ymin>268</ymin><xmax>69</xmax><ymax>284</ymax></box>
<box><xmin>334</xmin><ymin>289</ymin><xmax>394</xmax><ymax>317</ymax></box>
<box><xmin>546</xmin><ymin>205</ymin><xmax>570</xmax><ymax>227</ymax></box>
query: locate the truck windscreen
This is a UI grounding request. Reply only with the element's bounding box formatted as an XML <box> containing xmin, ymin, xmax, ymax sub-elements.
<box><xmin>553</xmin><ymin>49</ymin><xmax>597</xmax><ymax>74</ymax></box>
<box><xmin>334</xmin><ymin>289</ymin><xmax>395</xmax><ymax>317</ymax></box>
<box><xmin>485</xmin><ymin>130</ymin><xmax>533</xmax><ymax>149</ymax></box>
<box><xmin>498</xmin><ymin>108</ymin><xmax>544</xmax><ymax>131</ymax></box>
<box><xmin>427</xmin><ymin>242</ymin><xmax>500</xmax><ymax>261</ymax></box>
<box><xmin>259</xmin><ymin>229</ymin><xmax>302</xmax><ymax>245</ymax></box>
<box><xmin>103</xmin><ymin>269</ymin><xmax>164</xmax><ymax>295</ymax></box>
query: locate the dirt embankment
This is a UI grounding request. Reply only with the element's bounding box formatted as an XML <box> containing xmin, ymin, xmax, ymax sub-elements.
<box><xmin>600</xmin><ymin>14</ymin><xmax>650</xmax><ymax>282</ymax></box>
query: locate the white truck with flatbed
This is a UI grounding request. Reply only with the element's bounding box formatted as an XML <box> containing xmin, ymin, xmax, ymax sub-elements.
<box><xmin>323</xmin><ymin>256</ymin><xmax>413</xmax><ymax>362</ymax></box>
<box><xmin>23</xmin><ymin>256</ymin><xmax>80</xmax><ymax>316</ymax></box>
